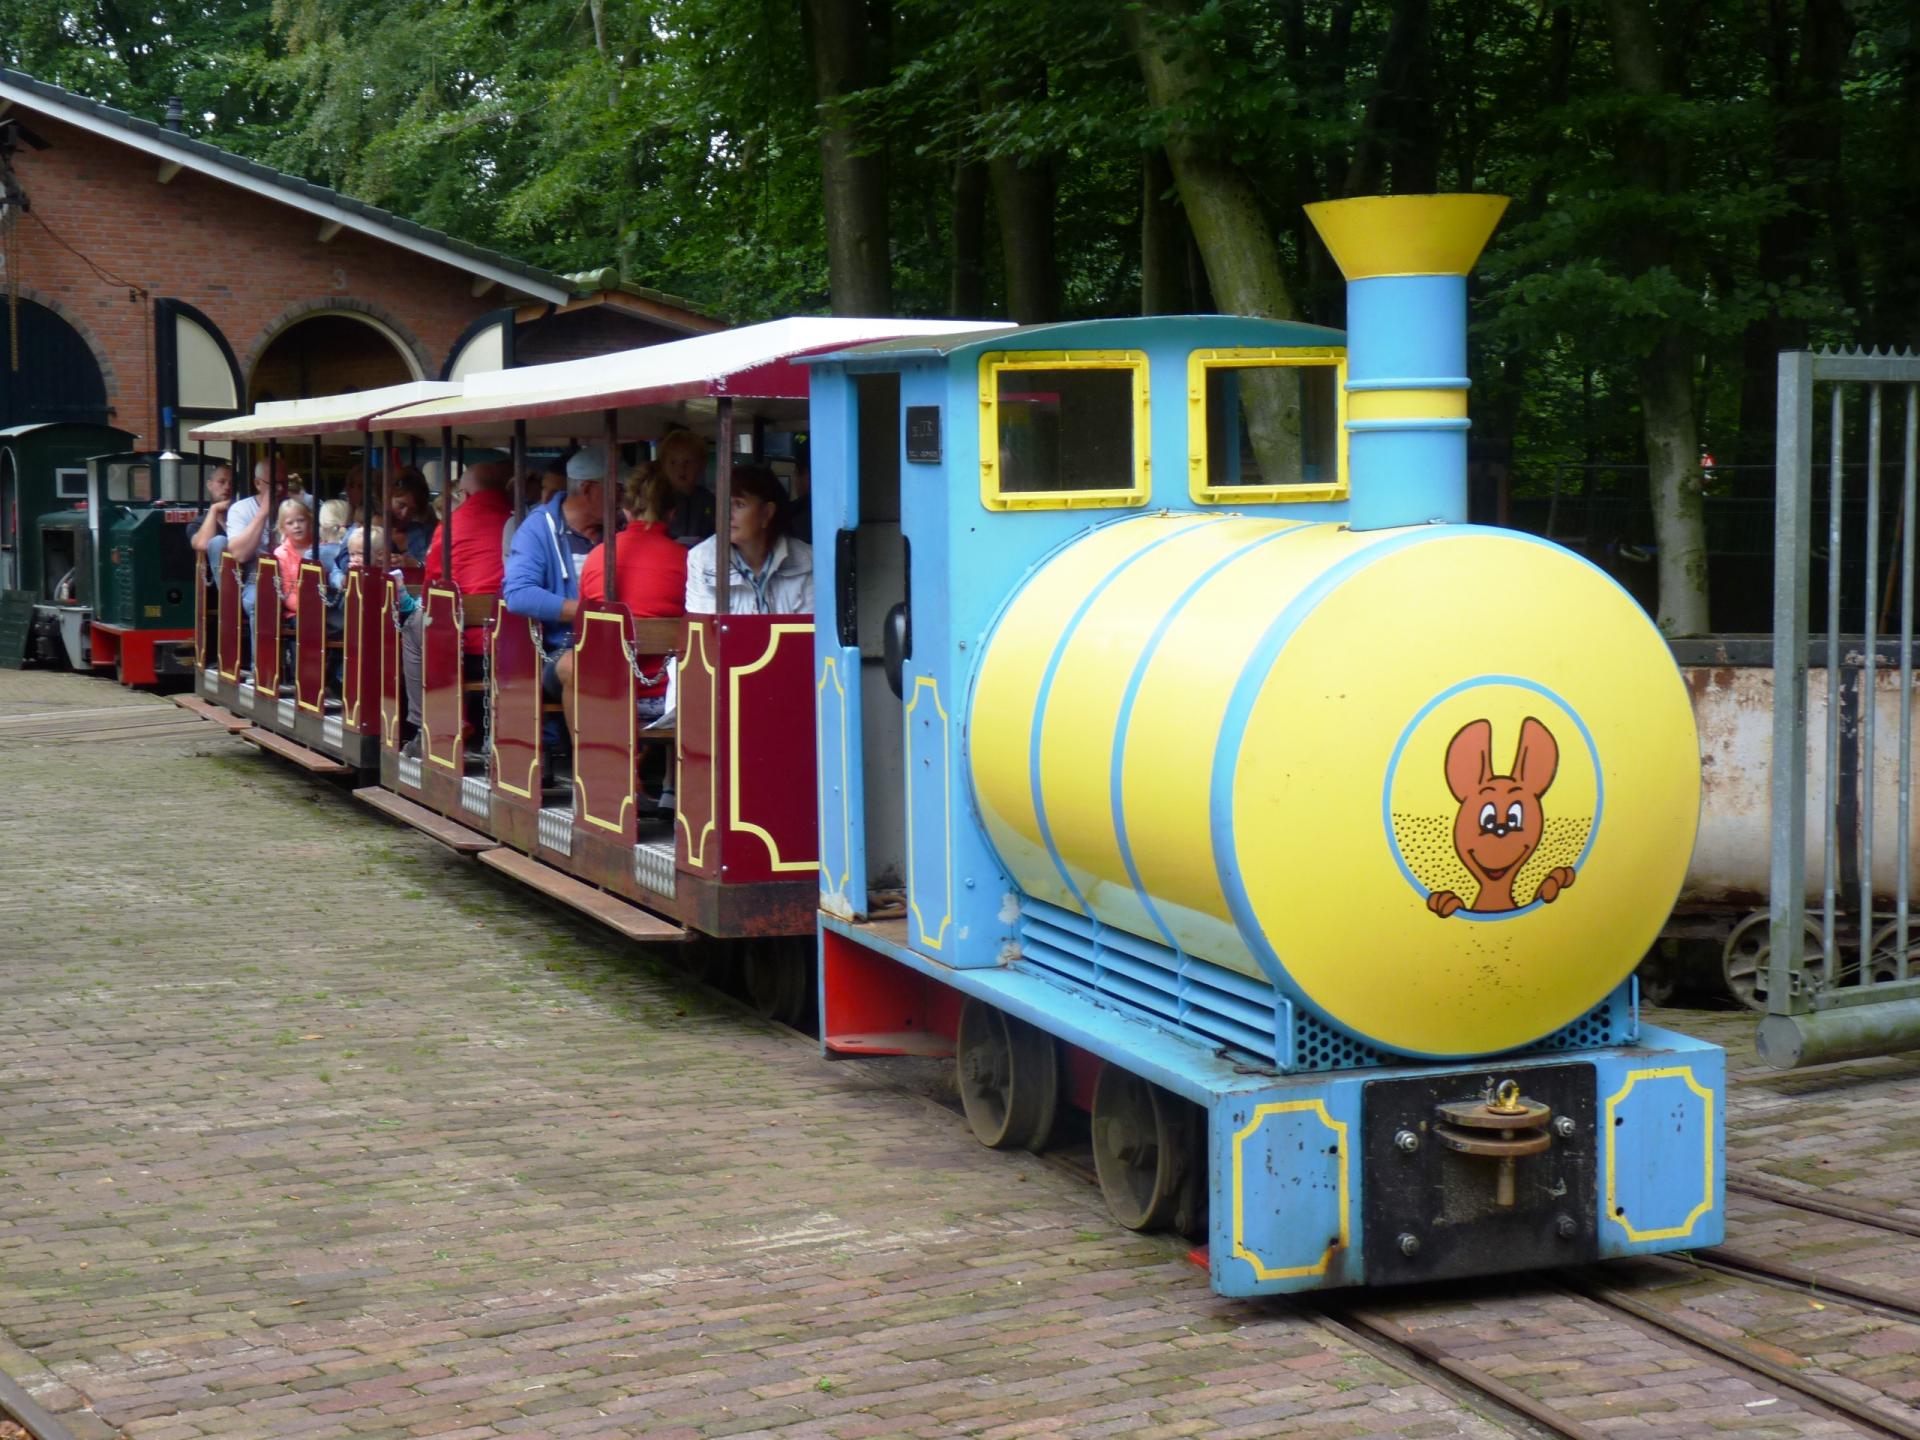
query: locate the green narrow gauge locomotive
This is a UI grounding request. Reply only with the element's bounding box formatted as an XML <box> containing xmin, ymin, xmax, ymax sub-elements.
<box><xmin>2</xmin><ymin>431</ymin><xmax>223</xmax><ymax>684</ymax></box>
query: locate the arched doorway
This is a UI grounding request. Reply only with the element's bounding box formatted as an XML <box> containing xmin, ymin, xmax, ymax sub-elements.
<box><xmin>247</xmin><ymin>311</ymin><xmax>422</xmax><ymax>406</ymax></box>
<box><xmin>0</xmin><ymin>299</ymin><xmax>109</xmax><ymax>429</ymax></box>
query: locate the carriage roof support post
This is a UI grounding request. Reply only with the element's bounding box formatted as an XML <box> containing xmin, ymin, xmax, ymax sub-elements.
<box><xmin>603</xmin><ymin>408</ymin><xmax>618</xmax><ymax>604</ymax></box>
<box><xmin>511</xmin><ymin>420</ymin><xmax>527</xmax><ymax>525</ymax></box>
<box><xmin>195</xmin><ymin>438</ymin><xmax>207</xmax><ymax>592</ymax></box>
<box><xmin>715</xmin><ymin>397</ymin><xmax>734</xmax><ymax>616</ymax></box>
<box><xmin>267</xmin><ymin>437</ymin><xmax>280</xmax><ymax>535</ymax></box>
<box><xmin>378</xmin><ymin>432</ymin><xmax>392</xmax><ymax>572</ymax></box>
<box><xmin>440</xmin><ymin>426</ymin><xmax>455</xmax><ymax>579</ymax></box>
<box><xmin>310</xmin><ymin>435</ymin><xmax>323</xmax><ymax>566</ymax></box>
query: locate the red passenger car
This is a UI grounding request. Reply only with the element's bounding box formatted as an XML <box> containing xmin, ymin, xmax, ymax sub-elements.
<box><xmin>338</xmin><ymin>320</ymin><xmax>986</xmax><ymax>1014</ymax></box>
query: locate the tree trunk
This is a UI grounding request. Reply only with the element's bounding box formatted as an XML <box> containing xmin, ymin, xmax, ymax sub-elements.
<box><xmin>989</xmin><ymin>151</ymin><xmax>1058</xmax><ymax>324</ymax></box>
<box><xmin>1641</xmin><ymin>337</ymin><xmax>1711</xmax><ymax>635</ymax></box>
<box><xmin>948</xmin><ymin>162</ymin><xmax>987</xmax><ymax>317</ymax></box>
<box><xmin>804</xmin><ymin>0</ymin><xmax>891</xmax><ymax>316</ymax></box>
<box><xmin>1345</xmin><ymin>0</ymin><xmax>1435</xmax><ymax>196</ymax></box>
<box><xmin>1604</xmin><ymin>0</ymin><xmax>1711</xmax><ymax>633</ymax></box>
<box><xmin>1129</xmin><ymin>0</ymin><xmax>1300</xmax><ymax>481</ymax></box>
<box><xmin>985</xmin><ymin>66</ymin><xmax>1058</xmax><ymax>326</ymax></box>
<box><xmin>1140</xmin><ymin>149</ymin><xmax>1189</xmax><ymax>315</ymax></box>
<box><xmin>1125</xmin><ymin>0</ymin><xmax>1298</xmax><ymax>322</ymax></box>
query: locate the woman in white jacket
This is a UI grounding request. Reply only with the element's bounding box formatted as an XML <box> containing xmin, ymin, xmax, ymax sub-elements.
<box><xmin>685</xmin><ymin>465</ymin><xmax>815</xmax><ymax>615</ymax></box>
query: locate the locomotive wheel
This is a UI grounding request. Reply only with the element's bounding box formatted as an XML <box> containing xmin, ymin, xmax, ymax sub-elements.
<box><xmin>743</xmin><ymin>939</ymin><xmax>809</xmax><ymax>1027</ymax></box>
<box><xmin>1864</xmin><ymin>922</ymin><xmax>1915</xmax><ymax>986</ymax></box>
<box><xmin>1091</xmin><ymin>1066</ymin><xmax>1200</xmax><ymax>1232</ymax></box>
<box><xmin>1722</xmin><ymin>913</ymin><xmax>1825</xmax><ymax>1011</ymax></box>
<box><xmin>956</xmin><ymin>999</ymin><xmax>1059</xmax><ymax>1152</ymax></box>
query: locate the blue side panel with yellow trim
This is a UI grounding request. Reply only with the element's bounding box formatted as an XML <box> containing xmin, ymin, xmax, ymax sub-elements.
<box><xmin>1595</xmin><ymin>1027</ymin><xmax>1725</xmax><ymax>1255</ymax></box>
<box><xmin>808</xmin><ymin>369</ymin><xmax>867</xmax><ymax>920</ymax></box>
<box><xmin>1213</xmin><ymin>1087</ymin><xmax>1361</xmax><ymax>1292</ymax></box>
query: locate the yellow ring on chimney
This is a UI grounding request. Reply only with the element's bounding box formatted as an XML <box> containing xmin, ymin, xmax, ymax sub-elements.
<box><xmin>1345</xmin><ymin>389</ymin><xmax>1468</xmax><ymax>422</ymax></box>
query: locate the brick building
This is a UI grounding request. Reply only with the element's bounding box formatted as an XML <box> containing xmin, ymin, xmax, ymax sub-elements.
<box><xmin>0</xmin><ymin>68</ymin><xmax>721</xmax><ymax>451</ymax></box>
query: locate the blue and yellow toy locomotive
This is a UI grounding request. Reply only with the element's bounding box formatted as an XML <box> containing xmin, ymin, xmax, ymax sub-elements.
<box><xmin>807</xmin><ymin>194</ymin><xmax>1723</xmax><ymax>1296</ymax></box>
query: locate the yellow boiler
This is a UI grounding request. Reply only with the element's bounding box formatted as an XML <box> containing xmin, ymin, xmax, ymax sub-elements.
<box><xmin>967</xmin><ymin>511</ymin><xmax>1701</xmax><ymax>1059</ymax></box>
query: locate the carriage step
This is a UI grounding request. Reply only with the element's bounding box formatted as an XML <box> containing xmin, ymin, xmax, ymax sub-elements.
<box><xmin>237</xmin><ymin>726</ymin><xmax>352</xmax><ymax>774</ymax></box>
<box><xmin>170</xmin><ymin>694</ymin><xmax>251</xmax><ymax>733</ymax></box>
<box><xmin>352</xmin><ymin>786</ymin><xmax>497</xmax><ymax>855</ymax></box>
<box><xmin>476</xmin><ymin>847</ymin><xmax>689</xmax><ymax>944</ymax></box>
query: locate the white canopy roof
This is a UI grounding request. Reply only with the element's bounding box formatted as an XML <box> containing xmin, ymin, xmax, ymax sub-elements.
<box><xmin>188</xmin><ymin>380</ymin><xmax>464</xmax><ymax>442</ymax></box>
<box><xmin>374</xmin><ymin>317</ymin><xmax>1007</xmax><ymax>437</ymax></box>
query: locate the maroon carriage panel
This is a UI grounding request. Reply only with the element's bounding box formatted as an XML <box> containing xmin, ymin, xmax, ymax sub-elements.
<box><xmin>675</xmin><ymin>615</ymin><xmax>818</xmax><ymax>886</ymax></box>
<box><xmin>380</xmin><ymin>574</ymin><xmax>404</xmax><ymax>750</ymax></box>
<box><xmin>194</xmin><ymin>554</ymin><xmax>211</xmax><ymax>672</ymax></box>
<box><xmin>296</xmin><ymin>563</ymin><xmax>327</xmax><ymax>716</ymax></box>
<box><xmin>421</xmin><ymin>584</ymin><xmax>464</xmax><ymax>775</ymax></box>
<box><xmin>342</xmin><ymin>567</ymin><xmax>382</xmax><ymax>736</ymax></box>
<box><xmin>254</xmin><ymin>566</ymin><xmax>283</xmax><ymax>696</ymax></box>
<box><xmin>573</xmin><ymin>604</ymin><xmax>639</xmax><ymax>843</ymax></box>
<box><xmin>490</xmin><ymin>607</ymin><xmax>544</xmax><ymax>801</ymax></box>
<box><xmin>217</xmin><ymin>552</ymin><xmax>243</xmax><ymax>682</ymax></box>
<box><xmin>676</xmin><ymin>618</ymin><xmax>719</xmax><ymax>879</ymax></box>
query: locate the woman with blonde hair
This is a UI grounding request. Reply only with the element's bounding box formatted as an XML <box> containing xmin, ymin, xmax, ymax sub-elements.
<box><xmin>622</xmin><ymin>459</ymin><xmax>674</xmax><ymax>526</ymax></box>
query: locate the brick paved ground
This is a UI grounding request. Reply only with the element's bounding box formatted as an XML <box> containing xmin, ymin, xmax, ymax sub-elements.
<box><xmin>0</xmin><ymin>674</ymin><xmax>1514</xmax><ymax>1440</ymax></box>
<box><xmin>0</xmin><ymin>670</ymin><xmax>1915</xmax><ymax>1440</ymax></box>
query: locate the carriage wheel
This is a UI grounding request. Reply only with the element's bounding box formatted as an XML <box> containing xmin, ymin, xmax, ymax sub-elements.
<box><xmin>1722</xmin><ymin>912</ymin><xmax>1825</xmax><ymax>1011</ymax></box>
<box><xmin>955</xmin><ymin>999</ymin><xmax>1058</xmax><ymax>1152</ymax></box>
<box><xmin>743</xmin><ymin>939</ymin><xmax>809</xmax><ymax>1027</ymax></box>
<box><xmin>1091</xmin><ymin>1065</ymin><xmax>1201</xmax><ymax>1232</ymax></box>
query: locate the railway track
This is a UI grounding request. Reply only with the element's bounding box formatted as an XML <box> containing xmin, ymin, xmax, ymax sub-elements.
<box><xmin>0</xmin><ymin>702</ymin><xmax>207</xmax><ymax>748</ymax></box>
<box><xmin>863</xmin><ymin>1044</ymin><xmax>1920</xmax><ymax>1440</ymax></box>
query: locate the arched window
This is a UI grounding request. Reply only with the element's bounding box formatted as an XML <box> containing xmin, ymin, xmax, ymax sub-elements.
<box><xmin>0</xmin><ymin>299</ymin><xmax>108</xmax><ymax>429</ymax></box>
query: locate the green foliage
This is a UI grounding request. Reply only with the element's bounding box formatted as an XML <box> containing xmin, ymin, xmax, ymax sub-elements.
<box><xmin>3</xmin><ymin>0</ymin><xmax>1913</xmax><ymax>524</ymax></box>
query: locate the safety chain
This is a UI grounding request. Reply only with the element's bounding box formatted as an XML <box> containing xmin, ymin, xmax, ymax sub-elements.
<box><xmin>620</xmin><ymin>635</ymin><xmax>670</xmax><ymax>690</ymax></box>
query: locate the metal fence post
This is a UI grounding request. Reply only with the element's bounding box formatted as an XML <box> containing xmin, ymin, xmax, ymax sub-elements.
<box><xmin>1768</xmin><ymin>351</ymin><xmax>1815</xmax><ymax>1021</ymax></box>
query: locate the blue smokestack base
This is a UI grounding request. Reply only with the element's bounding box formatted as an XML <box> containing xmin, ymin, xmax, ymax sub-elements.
<box><xmin>1344</xmin><ymin>274</ymin><xmax>1471</xmax><ymax>531</ymax></box>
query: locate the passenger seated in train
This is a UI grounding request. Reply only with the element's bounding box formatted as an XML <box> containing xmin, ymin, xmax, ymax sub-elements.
<box><xmin>189</xmin><ymin>464</ymin><xmax>236</xmax><ymax>576</ymax></box>
<box><xmin>316</xmin><ymin>500</ymin><xmax>351</xmax><ymax>636</ymax></box>
<box><xmin>271</xmin><ymin>499</ymin><xmax>316</xmax><ymax>618</ymax></box>
<box><xmin>396</xmin><ymin>462</ymin><xmax>514</xmax><ymax>759</ymax></box>
<box><xmin>335</xmin><ymin>523</ymin><xmax>385</xmax><ymax>583</ymax></box>
<box><xmin>226</xmin><ymin>458</ymin><xmax>302</xmax><ymax>627</ymax></box>
<box><xmin>563</xmin><ymin>467</ymin><xmax>687</xmax><ymax>717</ymax></box>
<box><xmin>658</xmin><ymin>429</ymin><xmax>717</xmax><ymax>546</ymax></box>
<box><xmin>502</xmin><ymin>451</ymin><xmax>606</xmax><ymax>771</ymax></box>
<box><xmin>685</xmin><ymin>466</ymin><xmax>813</xmax><ymax>615</ymax></box>
<box><xmin>387</xmin><ymin>468</ymin><xmax>436</xmax><ymax>565</ymax></box>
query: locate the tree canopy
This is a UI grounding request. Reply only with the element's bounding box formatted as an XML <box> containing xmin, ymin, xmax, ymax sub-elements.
<box><xmin>5</xmin><ymin>0</ymin><xmax>1914</xmax><ymax>630</ymax></box>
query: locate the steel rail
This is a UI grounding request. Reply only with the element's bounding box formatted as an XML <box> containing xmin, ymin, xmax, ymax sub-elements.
<box><xmin>1564</xmin><ymin>1274</ymin><xmax>1920</xmax><ymax>1440</ymax></box>
<box><xmin>1730</xmin><ymin>1175</ymin><xmax>1920</xmax><ymax>1239</ymax></box>
<box><xmin>0</xmin><ymin>1367</ymin><xmax>78</xmax><ymax>1440</ymax></box>
<box><xmin>1324</xmin><ymin>1304</ymin><xmax>1608</xmax><ymax>1440</ymax></box>
<box><xmin>1684</xmin><ymin>1248</ymin><xmax>1920</xmax><ymax>1327</ymax></box>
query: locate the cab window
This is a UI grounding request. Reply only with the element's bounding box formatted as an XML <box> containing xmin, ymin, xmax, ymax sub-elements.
<box><xmin>1188</xmin><ymin>350</ymin><xmax>1346</xmax><ymax>504</ymax></box>
<box><xmin>979</xmin><ymin>351</ymin><xmax>1148</xmax><ymax>511</ymax></box>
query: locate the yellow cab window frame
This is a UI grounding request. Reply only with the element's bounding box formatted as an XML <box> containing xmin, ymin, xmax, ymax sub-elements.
<box><xmin>1187</xmin><ymin>347</ymin><xmax>1348</xmax><ymax>505</ymax></box>
<box><xmin>978</xmin><ymin>350</ymin><xmax>1150</xmax><ymax>512</ymax></box>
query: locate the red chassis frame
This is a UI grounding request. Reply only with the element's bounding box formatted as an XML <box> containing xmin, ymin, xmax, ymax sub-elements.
<box><xmin>379</xmin><ymin>594</ymin><xmax>819</xmax><ymax>939</ymax></box>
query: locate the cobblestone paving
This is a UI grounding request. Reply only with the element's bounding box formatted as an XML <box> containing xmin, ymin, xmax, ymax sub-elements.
<box><xmin>0</xmin><ymin>674</ymin><xmax>1508</xmax><ymax>1439</ymax></box>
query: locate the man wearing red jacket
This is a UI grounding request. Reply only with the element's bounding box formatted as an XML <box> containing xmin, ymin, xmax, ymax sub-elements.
<box><xmin>400</xmin><ymin>461</ymin><xmax>514</xmax><ymax>757</ymax></box>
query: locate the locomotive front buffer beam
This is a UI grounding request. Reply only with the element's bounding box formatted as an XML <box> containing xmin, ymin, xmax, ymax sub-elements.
<box><xmin>821</xmin><ymin>919</ymin><xmax>1725</xmax><ymax>1298</ymax></box>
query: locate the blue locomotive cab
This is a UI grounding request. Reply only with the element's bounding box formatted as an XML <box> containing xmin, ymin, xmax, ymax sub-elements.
<box><xmin>806</xmin><ymin>195</ymin><xmax>1724</xmax><ymax>1297</ymax></box>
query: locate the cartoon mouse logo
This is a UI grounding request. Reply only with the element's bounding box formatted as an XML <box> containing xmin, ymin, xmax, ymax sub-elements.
<box><xmin>1426</xmin><ymin>716</ymin><xmax>1576</xmax><ymax>918</ymax></box>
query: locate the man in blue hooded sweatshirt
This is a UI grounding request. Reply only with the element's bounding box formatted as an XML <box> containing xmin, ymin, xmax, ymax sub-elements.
<box><xmin>502</xmin><ymin>449</ymin><xmax>605</xmax><ymax>710</ymax></box>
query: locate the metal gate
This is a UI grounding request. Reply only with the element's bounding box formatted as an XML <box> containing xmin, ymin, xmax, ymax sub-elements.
<box><xmin>1765</xmin><ymin>348</ymin><xmax>1920</xmax><ymax>1067</ymax></box>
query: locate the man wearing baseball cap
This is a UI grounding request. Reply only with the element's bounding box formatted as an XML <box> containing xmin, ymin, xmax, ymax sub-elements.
<box><xmin>502</xmin><ymin>447</ymin><xmax>606</xmax><ymax>716</ymax></box>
